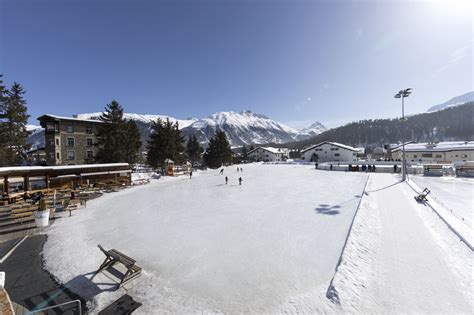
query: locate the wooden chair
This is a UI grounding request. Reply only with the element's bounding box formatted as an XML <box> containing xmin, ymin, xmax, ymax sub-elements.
<box><xmin>96</xmin><ymin>245</ymin><xmax>142</xmax><ymax>287</ymax></box>
<box><xmin>414</xmin><ymin>188</ymin><xmax>430</xmax><ymax>203</ymax></box>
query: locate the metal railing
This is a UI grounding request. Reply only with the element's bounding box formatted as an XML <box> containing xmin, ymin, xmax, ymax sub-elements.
<box><xmin>29</xmin><ymin>299</ymin><xmax>82</xmax><ymax>315</ymax></box>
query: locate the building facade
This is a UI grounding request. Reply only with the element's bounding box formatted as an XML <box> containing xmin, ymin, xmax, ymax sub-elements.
<box><xmin>38</xmin><ymin>115</ymin><xmax>102</xmax><ymax>165</ymax></box>
<box><xmin>248</xmin><ymin>147</ymin><xmax>289</xmax><ymax>162</ymax></box>
<box><xmin>391</xmin><ymin>141</ymin><xmax>474</xmax><ymax>164</ymax></box>
<box><xmin>301</xmin><ymin>142</ymin><xmax>358</xmax><ymax>163</ymax></box>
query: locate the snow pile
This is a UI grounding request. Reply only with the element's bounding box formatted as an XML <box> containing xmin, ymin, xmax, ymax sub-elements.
<box><xmin>131</xmin><ymin>172</ymin><xmax>160</xmax><ymax>184</ymax></box>
<box><xmin>43</xmin><ymin>164</ymin><xmax>367</xmax><ymax>313</ymax></box>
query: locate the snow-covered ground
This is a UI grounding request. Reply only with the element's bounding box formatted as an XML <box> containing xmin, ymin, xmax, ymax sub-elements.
<box><xmin>43</xmin><ymin>164</ymin><xmax>367</xmax><ymax>313</ymax></box>
<box><xmin>42</xmin><ymin>165</ymin><xmax>473</xmax><ymax>313</ymax></box>
<box><xmin>331</xmin><ymin>174</ymin><xmax>473</xmax><ymax>313</ymax></box>
<box><xmin>409</xmin><ymin>175</ymin><xmax>474</xmax><ymax>228</ymax></box>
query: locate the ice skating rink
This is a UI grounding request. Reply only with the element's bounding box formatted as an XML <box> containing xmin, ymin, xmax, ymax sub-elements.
<box><xmin>44</xmin><ymin>164</ymin><xmax>368</xmax><ymax>313</ymax></box>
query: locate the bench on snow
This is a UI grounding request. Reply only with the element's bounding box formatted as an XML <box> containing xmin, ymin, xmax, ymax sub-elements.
<box><xmin>414</xmin><ymin>188</ymin><xmax>430</xmax><ymax>203</ymax></box>
<box><xmin>96</xmin><ymin>245</ymin><xmax>142</xmax><ymax>287</ymax></box>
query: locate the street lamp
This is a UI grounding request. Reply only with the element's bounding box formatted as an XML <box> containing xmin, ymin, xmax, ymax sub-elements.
<box><xmin>394</xmin><ymin>88</ymin><xmax>412</xmax><ymax>181</ymax></box>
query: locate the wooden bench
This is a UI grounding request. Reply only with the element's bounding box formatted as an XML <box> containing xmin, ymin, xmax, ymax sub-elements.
<box><xmin>97</xmin><ymin>245</ymin><xmax>142</xmax><ymax>287</ymax></box>
<box><xmin>414</xmin><ymin>188</ymin><xmax>430</xmax><ymax>203</ymax></box>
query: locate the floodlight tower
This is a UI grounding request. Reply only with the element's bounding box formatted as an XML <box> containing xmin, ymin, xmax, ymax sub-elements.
<box><xmin>394</xmin><ymin>88</ymin><xmax>412</xmax><ymax>181</ymax></box>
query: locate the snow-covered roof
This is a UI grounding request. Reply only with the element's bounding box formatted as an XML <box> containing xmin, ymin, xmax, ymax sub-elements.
<box><xmin>391</xmin><ymin>141</ymin><xmax>474</xmax><ymax>153</ymax></box>
<box><xmin>248</xmin><ymin>146</ymin><xmax>289</xmax><ymax>155</ymax></box>
<box><xmin>301</xmin><ymin>142</ymin><xmax>358</xmax><ymax>153</ymax></box>
<box><xmin>0</xmin><ymin>163</ymin><xmax>130</xmax><ymax>176</ymax></box>
<box><xmin>389</xmin><ymin>141</ymin><xmax>415</xmax><ymax>151</ymax></box>
<box><xmin>37</xmin><ymin>114</ymin><xmax>103</xmax><ymax>123</ymax></box>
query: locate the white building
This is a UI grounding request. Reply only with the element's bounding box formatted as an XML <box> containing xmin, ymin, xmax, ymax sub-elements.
<box><xmin>391</xmin><ymin>141</ymin><xmax>474</xmax><ymax>164</ymax></box>
<box><xmin>248</xmin><ymin>147</ymin><xmax>289</xmax><ymax>162</ymax></box>
<box><xmin>301</xmin><ymin>142</ymin><xmax>358</xmax><ymax>163</ymax></box>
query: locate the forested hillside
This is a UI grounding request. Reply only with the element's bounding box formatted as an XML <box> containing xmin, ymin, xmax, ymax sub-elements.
<box><xmin>275</xmin><ymin>102</ymin><xmax>474</xmax><ymax>150</ymax></box>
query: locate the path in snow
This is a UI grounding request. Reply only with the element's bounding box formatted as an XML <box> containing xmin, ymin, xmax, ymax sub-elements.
<box><xmin>332</xmin><ymin>174</ymin><xmax>473</xmax><ymax>313</ymax></box>
<box><xmin>409</xmin><ymin>175</ymin><xmax>474</xmax><ymax>228</ymax></box>
<box><xmin>43</xmin><ymin>164</ymin><xmax>368</xmax><ymax>313</ymax></box>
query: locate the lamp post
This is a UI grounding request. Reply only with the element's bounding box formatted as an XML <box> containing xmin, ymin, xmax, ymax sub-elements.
<box><xmin>394</xmin><ymin>88</ymin><xmax>412</xmax><ymax>181</ymax></box>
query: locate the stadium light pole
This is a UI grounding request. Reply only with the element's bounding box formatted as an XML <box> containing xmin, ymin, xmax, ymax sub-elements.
<box><xmin>394</xmin><ymin>88</ymin><xmax>412</xmax><ymax>181</ymax></box>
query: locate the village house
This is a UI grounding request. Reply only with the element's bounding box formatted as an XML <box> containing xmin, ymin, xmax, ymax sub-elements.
<box><xmin>301</xmin><ymin>141</ymin><xmax>358</xmax><ymax>163</ymax></box>
<box><xmin>391</xmin><ymin>141</ymin><xmax>474</xmax><ymax>164</ymax></box>
<box><xmin>38</xmin><ymin>114</ymin><xmax>102</xmax><ymax>165</ymax></box>
<box><xmin>248</xmin><ymin>147</ymin><xmax>289</xmax><ymax>162</ymax></box>
<box><xmin>25</xmin><ymin>147</ymin><xmax>47</xmax><ymax>165</ymax></box>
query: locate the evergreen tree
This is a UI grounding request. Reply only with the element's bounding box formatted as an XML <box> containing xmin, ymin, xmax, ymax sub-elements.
<box><xmin>241</xmin><ymin>144</ymin><xmax>248</xmax><ymax>161</ymax></box>
<box><xmin>0</xmin><ymin>82</ymin><xmax>30</xmax><ymax>166</ymax></box>
<box><xmin>203</xmin><ymin>130</ymin><xmax>233</xmax><ymax>168</ymax></box>
<box><xmin>95</xmin><ymin>100</ymin><xmax>127</xmax><ymax>163</ymax></box>
<box><xmin>0</xmin><ymin>75</ymin><xmax>8</xmax><ymax>165</ymax></box>
<box><xmin>186</xmin><ymin>135</ymin><xmax>203</xmax><ymax>165</ymax></box>
<box><xmin>147</xmin><ymin>118</ymin><xmax>185</xmax><ymax>169</ymax></box>
<box><xmin>123</xmin><ymin>120</ymin><xmax>142</xmax><ymax>165</ymax></box>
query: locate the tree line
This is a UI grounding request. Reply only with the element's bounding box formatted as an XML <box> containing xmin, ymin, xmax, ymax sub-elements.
<box><xmin>0</xmin><ymin>74</ymin><xmax>234</xmax><ymax>169</ymax></box>
<box><xmin>0</xmin><ymin>75</ymin><xmax>30</xmax><ymax>166</ymax></box>
<box><xmin>270</xmin><ymin>102</ymin><xmax>474</xmax><ymax>152</ymax></box>
<box><xmin>95</xmin><ymin>101</ymin><xmax>233</xmax><ymax>170</ymax></box>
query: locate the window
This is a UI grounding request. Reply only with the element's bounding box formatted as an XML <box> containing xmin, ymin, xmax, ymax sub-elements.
<box><xmin>334</xmin><ymin>153</ymin><xmax>340</xmax><ymax>157</ymax></box>
<box><xmin>56</xmin><ymin>138</ymin><xmax>59</xmax><ymax>145</ymax></box>
<box><xmin>48</xmin><ymin>139</ymin><xmax>54</xmax><ymax>146</ymax></box>
<box><xmin>67</xmin><ymin>150</ymin><xmax>75</xmax><ymax>160</ymax></box>
<box><xmin>435</xmin><ymin>154</ymin><xmax>442</xmax><ymax>158</ymax></box>
<box><xmin>86</xmin><ymin>127</ymin><xmax>93</xmax><ymax>134</ymax></box>
<box><xmin>67</xmin><ymin>137</ymin><xmax>75</xmax><ymax>147</ymax></box>
<box><xmin>413</xmin><ymin>155</ymin><xmax>417</xmax><ymax>158</ymax></box>
<box><xmin>86</xmin><ymin>150</ymin><xmax>94</xmax><ymax>158</ymax></box>
<box><xmin>56</xmin><ymin>152</ymin><xmax>60</xmax><ymax>159</ymax></box>
<box><xmin>49</xmin><ymin>152</ymin><xmax>54</xmax><ymax>160</ymax></box>
<box><xmin>330</xmin><ymin>148</ymin><xmax>339</xmax><ymax>151</ymax></box>
<box><xmin>460</xmin><ymin>154</ymin><xmax>467</xmax><ymax>158</ymax></box>
<box><xmin>87</xmin><ymin>138</ymin><xmax>93</xmax><ymax>146</ymax></box>
<box><xmin>46</xmin><ymin>123</ymin><xmax>55</xmax><ymax>131</ymax></box>
<box><xmin>66</xmin><ymin>125</ymin><xmax>74</xmax><ymax>133</ymax></box>
<box><xmin>421</xmin><ymin>153</ymin><xmax>432</xmax><ymax>158</ymax></box>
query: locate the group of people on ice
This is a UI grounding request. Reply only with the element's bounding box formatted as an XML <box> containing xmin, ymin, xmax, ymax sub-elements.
<box><xmin>220</xmin><ymin>167</ymin><xmax>243</xmax><ymax>185</ymax></box>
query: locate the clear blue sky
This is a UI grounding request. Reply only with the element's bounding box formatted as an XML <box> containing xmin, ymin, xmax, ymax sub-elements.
<box><xmin>1</xmin><ymin>0</ymin><xmax>472</xmax><ymax>128</ymax></box>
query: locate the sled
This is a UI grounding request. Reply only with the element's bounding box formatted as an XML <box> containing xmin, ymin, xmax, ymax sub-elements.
<box><xmin>414</xmin><ymin>188</ymin><xmax>430</xmax><ymax>203</ymax></box>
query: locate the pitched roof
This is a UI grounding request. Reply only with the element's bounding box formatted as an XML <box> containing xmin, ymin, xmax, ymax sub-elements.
<box><xmin>248</xmin><ymin>146</ymin><xmax>289</xmax><ymax>154</ymax></box>
<box><xmin>301</xmin><ymin>141</ymin><xmax>358</xmax><ymax>153</ymax></box>
<box><xmin>37</xmin><ymin>114</ymin><xmax>102</xmax><ymax>123</ymax></box>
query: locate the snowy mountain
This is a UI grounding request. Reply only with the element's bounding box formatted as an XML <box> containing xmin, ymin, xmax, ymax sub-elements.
<box><xmin>295</xmin><ymin>122</ymin><xmax>327</xmax><ymax>141</ymax></box>
<box><xmin>76</xmin><ymin>112</ymin><xmax>197</xmax><ymax>129</ymax></box>
<box><xmin>427</xmin><ymin>91</ymin><xmax>474</xmax><ymax>112</ymax></box>
<box><xmin>26</xmin><ymin>110</ymin><xmax>326</xmax><ymax>149</ymax></box>
<box><xmin>180</xmin><ymin>110</ymin><xmax>326</xmax><ymax>146</ymax></box>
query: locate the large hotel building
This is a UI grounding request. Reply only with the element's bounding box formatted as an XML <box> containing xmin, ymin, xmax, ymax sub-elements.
<box><xmin>38</xmin><ymin>114</ymin><xmax>102</xmax><ymax>165</ymax></box>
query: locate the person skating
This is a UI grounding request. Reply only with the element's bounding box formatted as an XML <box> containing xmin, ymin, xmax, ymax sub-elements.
<box><xmin>225</xmin><ymin>176</ymin><xmax>228</xmax><ymax>184</ymax></box>
<box><xmin>238</xmin><ymin>177</ymin><xmax>242</xmax><ymax>185</ymax></box>
<box><xmin>219</xmin><ymin>168</ymin><xmax>224</xmax><ymax>175</ymax></box>
<box><xmin>189</xmin><ymin>171</ymin><xmax>193</xmax><ymax>179</ymax></box>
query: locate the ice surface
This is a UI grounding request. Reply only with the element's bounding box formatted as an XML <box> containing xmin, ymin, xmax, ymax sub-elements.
<box><xmin>43</xmin><ymin>164</ymin><xmax>367</xmax><ymax>313</ymax></box>
<box><xmin>409</xmin><ymin>175</ymin><xmax>474</xmax><ymax>228</ymax></box>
